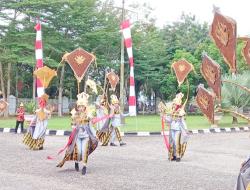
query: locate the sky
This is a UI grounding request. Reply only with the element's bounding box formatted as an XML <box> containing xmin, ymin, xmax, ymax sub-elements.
<box><xmin>113</xmin><ymin>0</ymin><xmax>250</xmax><ymax>36</ymax></box>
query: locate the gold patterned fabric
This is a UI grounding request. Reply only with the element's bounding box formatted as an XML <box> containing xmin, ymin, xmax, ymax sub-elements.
<box><xmin>114</xmin><ymin>127</ymin><xmax>122</xmax><ymax>142</ymax></box>
<box><xmin>102</xmin><ymin>131</ymin><xmax>112</xmax><ymax>146</ymax></box>
<box><xmin>57</xmin><ymin>143</ymin><xmax>79</xmax><ymax>168</ymax></box>
<box><xmin>22</xmin><ymin>132</ymin><xmax>44</xmax><ymax>150</ymax></box>
<box><xmin>96</xmin><ymin>130</ymin><xmax>109</xmax><ymax>143</ymax></box>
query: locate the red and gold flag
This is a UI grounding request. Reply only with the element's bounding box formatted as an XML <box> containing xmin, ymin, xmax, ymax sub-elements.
<box><xmin>210</xmin><ymin>12</ymin><xmax>237</xmax><ymax>73</ymax></box>
<box><xmin>195</xmin><ymin>86</ymin><xmax>216</xmax><ymax>124</ymax></box>
<box><xmin>171</xmin><ymin>59</ymin><xmax>195</xmax><ymax>86</ymax></box>
<box><xmin>201</xmin><ymin>54</ymin><xmax>222</xmax><ymax>103</ymax></box>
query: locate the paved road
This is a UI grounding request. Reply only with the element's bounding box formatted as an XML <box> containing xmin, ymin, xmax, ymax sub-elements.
<box><xmin>0</xmin><ymin>132</ymin><xmax>250</xmax><ymax>190</ymax></box>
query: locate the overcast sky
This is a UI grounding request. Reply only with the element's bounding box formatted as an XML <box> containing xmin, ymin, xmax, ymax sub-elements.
<box><xmin>114</xmin><ymin>0</ymin><xmax>250</xmax><ymax>36</ymax></box>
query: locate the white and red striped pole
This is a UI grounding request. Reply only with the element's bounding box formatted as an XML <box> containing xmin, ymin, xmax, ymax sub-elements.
<box><xmin>34</xmin><ymin>22</ymin><xmax>44</xmax><ymax>102</ymax></box>
<box><xmin>121</xmin><ymin>19</ymin><xmax>136</xmax><ymax>116</ymax></box>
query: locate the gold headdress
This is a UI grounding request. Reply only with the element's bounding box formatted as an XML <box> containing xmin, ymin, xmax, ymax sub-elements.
<box><xmin>111</xmin><ymin>94</ymin><xmax>119</xmax><ymax>105</ymax></box>
<box><xmin>173</xmin><ymin>93</ymin><xmax>184</xmax><ymax>105</ymax></box>
<box><xmin>77</xmin><ymin>92</ymin><xmax>89</xmax><ymax>106</ymax></box>
<box><xmin>19</xmin><ymin>102</ymin><xmax>24</xmax><ymax>107</ymax></box>
<box><xmin>40</xmin><ymin>94</ymin><xmax>49</xmax><ymax>102</ymax></box>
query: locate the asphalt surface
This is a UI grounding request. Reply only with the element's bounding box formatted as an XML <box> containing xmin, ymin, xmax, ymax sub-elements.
<box><xmin>0</xmin><ymin>132</ymin><xmax>249</xmax><ymax>190</ymax></box>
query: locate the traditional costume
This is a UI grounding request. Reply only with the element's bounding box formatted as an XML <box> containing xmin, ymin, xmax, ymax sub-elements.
<box><xmin>14</xmin><ymin>103</ymin><xmax>26</xmax><ymax>134</ymax></box>
<box><xmin>164</xmin><ymin>93</ymin><xmax>189</xmax><ymax>162</ymax></box>
<box><xmin>235</xmin><ymin>153</ymin><xmax>250</xmax><ymax>190</ymax></box>
<box><xmin>22</xmin><ymin>94</ymin><xmax>51</xmax><ymax>150</ymax></box>
<box><xmin>101</xmin><ymin>94</ymin><xmax>129</xmax><ymax>146</ymax></box>
<box><xmin>95</xmin><ymin>95</ymin><xmax>111</xmax><ymax>144</ymax></box>
<box><xmin>56</xmin><ymin>92</ymin><xmax>98</xmax><ymax>175</ymax></box>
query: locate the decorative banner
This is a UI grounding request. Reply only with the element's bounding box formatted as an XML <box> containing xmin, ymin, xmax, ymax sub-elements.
<box><xmin>210</xmin><ymin>12</ymin><xmax>237</xmax><ymax>74</ymax></box>
<box><xmin>195</xmin><ymin>86</ymin><xmax>216</xmax><ymax>124</ymax></box>
<box><xmin>241</xmin><ymin>38</ymin><xmax>250</xmax><ymax>68</ymax></box>
<box><xmin>201</xmin><ymin>53</ymin><xmax>222</xmax><ymax>103</ymax></box>
<box><xmin>34</xmin><ymin>66</ymin><xmax>57</xmax><ymax>89</ymax></box>
<box><xmin>66</xmin><ymin>47</ymin><xmax>95</xmax><ymax>82</ymax></box>
<box><xmin>171</xmin><ymin>59</ymin><xmax>195</xmax><ymax>86</ymax></box>
<box><xmin>106</xmin><ymin>72</ymin><xmax>119</xmax><ymax>91</ymax></box>
<box><xmin>0</xmin><ymin>99</ymin><xmax>9</xmax><ymax>114</ymax></box>
<box><xmin>121</xmin><ymin>19</ymin><xmax>136</xmax><ymax>116</ymax></box>
<box><xmin>34</xmin><ymin>22</ymin><xmax>45</xmax><ymax>102</ymax></box>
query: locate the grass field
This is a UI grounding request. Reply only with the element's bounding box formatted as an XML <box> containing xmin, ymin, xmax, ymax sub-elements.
<box><xmin>0</xmin><ymin>115</ymin><xmax>249</xmax><ymax>132</ymax></box>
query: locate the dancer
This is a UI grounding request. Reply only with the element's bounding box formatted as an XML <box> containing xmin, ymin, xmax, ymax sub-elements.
<box><xmin>56</xmin><ymin>92</ymin><xmax>98</xmax><ymax>175</ymax></box>
<box><xmin>22</xmin><ymin>94</ymin><xmax>51</xmax><ymax>150</ymax></box>
<box><xmin>164</xmin><ymin>93</ymin><xmax>189</xmax><ymax>162</ymax></box>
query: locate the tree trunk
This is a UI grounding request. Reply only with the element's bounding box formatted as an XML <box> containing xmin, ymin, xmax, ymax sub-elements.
<box><xmin>16</xmin><ymin>67</ymin><xmax>18</xmax><ymax>106</ymax></box>
<box><xmin>32</xmin><ymin>66</ymin><xmax>36</xmax><ymax>101</ymax></box>
<box><xmin>0</xmin><ymin>61</ymin><xmax>6</xmax><ymax>100</ymax></box>
<box><xmin>4</xmin><ymin>63</ymin><xmax>11</xmax><ymax>117</ymax></box>
<box><xmin>58</xmin><ymin>65</ymin><xmax>65</xmax><ymax>117</ymax></box>
<box><xmin>232</xmin><ymin>116</ymin><xmax>238</xmax><ymax>124</ymax></box>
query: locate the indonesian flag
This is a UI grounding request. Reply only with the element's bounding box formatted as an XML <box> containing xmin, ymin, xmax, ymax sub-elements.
<box><xmin>121</xmin><ymin>19</ymin><xmax>136</xmax><ymax>116</ymax></box>
<box><xmin>34</xmin><ymin>22</ymin><xmax>44</xmax><ymax>102</ymax></box>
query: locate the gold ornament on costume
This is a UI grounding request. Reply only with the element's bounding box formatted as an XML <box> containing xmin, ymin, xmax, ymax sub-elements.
<box><xmin>0</xmin><ymin>100</ymin><xmax>9</xmax><ymax>114</ymax></box>
<box><xmin>158</xmin><ymin>101</ymin><xmax>166</xmax><ymax>115</ymax></box>
<box><xmin>111</xmin><ymin>94</ymin><xmax>119</xmax><ymax>105</ymax></box>
<box><xmin>75</xmin><ymin>55</ymin><xmax>86</xmax><ymax>65</ymax></box>
<box><xmin>40</xmin><ymin>94</ymin><xmax>49</xmax><ymax>102</ymax></box>
<box><xmin>34</xmin><ymin>66</ymin><xmax>57</xmax><ymax>89</ymax></box>
<box><xmin>107</xmin><ymin>72</ymin><xmax>119</xmax><ymax>91</ymax></box>
<box><xmin>86</xmin><ymin>79</ymin><xmax>98</xmax><ymax>94</ymax></box>
<box><xmin>171</xmin><ymin>59</ymin><xmax>196</xmax><ymax>86</ymax></box>
<box><xmin>70</xmin><ymin>108</ymin><xmax>76</xmax><ymax>116</ymax></box>
<box><xmin>77</xmin><ymin>92</ymin><xmax>89</xmax><ymax>106</ymax></box>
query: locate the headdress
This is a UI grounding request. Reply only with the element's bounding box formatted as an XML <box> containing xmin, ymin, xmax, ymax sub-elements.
<box><xmin>173</xmin><ymin>93</ymin><xmax>184</xmax><ymax>105</ymax></box>
<box><xmin>20</xmin><ymin>102</ymin><xmax>24</xmax><ymax>107</ymax></box>
<box><xmin>40</xmin><ymin>94</ymin><xmax>49</xmax><ymax>102</ymax></box>
<box><xmin>111</xmin><ymin>94</ymin><xmax>119</xmax><ymax>105</ymax></box>
<box><xmin>77</xmin><ymin>92</ymin><xmax>89</xmax><ymax>106</ymax></box>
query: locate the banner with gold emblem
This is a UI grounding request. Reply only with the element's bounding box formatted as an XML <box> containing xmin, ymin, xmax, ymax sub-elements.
<box><xmin>195</xmin><ymin>86</ymin><xmax>216</xmax><ymax>124</ymax></box>
<box><xmin>201</xmin><ymin>53</ymin><xmax>222</xmax><ymax>103</ymax></box>
<box><xmin>210</xmin><ymin>12</ymin><xmax>237</xmax><ymax>74</ymax></box>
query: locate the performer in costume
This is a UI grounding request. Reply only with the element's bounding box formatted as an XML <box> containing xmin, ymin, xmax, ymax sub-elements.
<box><xmin>164</xmin><ymin>93</ymin><xmax>189</xmax><ymax>162</ymax></box>
<box><xmin>14</xmin><ymin>102</ymin><xmax>26</xmax><ymax>134</ymax></box>
<box><xmin>57</xmin><ymin>92</ymin><xmax>98</xmax><ymax>175</ymax></box>
<box><xmin>235</xmin><ymin>153</ymin><xmax>250</xmax><ymax>190</ymax></box>
<box><xmin>102</xmin><ymin>94</ymin><xmax>129</xmax><ymax>146</ymax></box>
<box><xmin>22</xmin><ymin>94</ymin><xmax>51</xmax><ymax>150</ymax></box>
<box><xmin>96</xmin><ymin>94</ymin><xmax>111</xmax><ymax>144</ymax></box>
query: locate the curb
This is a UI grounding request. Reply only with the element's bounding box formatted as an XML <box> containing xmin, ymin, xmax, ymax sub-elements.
<box><xmin>1</xmin><ymin>127</ymin><xmax>250</xmax><ymax>136</ymax></box>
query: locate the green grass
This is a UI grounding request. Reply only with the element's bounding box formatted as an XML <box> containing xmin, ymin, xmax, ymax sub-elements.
<box><xmin>0</xmin><ymin>115</ymin><xmax>249</xmax><ymax>132</ymax></box>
